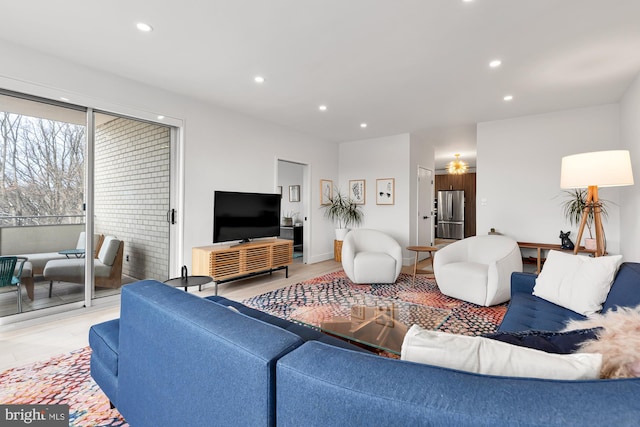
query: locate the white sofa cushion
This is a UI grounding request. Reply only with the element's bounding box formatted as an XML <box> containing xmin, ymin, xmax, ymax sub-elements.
<box><xmin>401</xmin><ymin>325</ymin><xmax>602</xmax><ymax>380</ymax></box>
<box><xmin>98</xmin><ymin>236</ymin><xmax>121</xmax><ymax>266</ymax></box>
<box><xmin>533</xmin><ymin>250</ymin><xmax>623</xmax><ymax>316</ymax></box>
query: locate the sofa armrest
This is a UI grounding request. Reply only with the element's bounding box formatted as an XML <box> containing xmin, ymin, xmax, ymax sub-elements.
<box><xmin>341</xmin><ymin>237</ymin><xmax>356</xmax><ymax>279</ymax></box>
<box><xmin>486</xmin><ymin>245</ymin><xmax>524</xmax><ymax>306</ymax></box>
<box><xmin>432</xmin><ymin>242</ymin><xmax>465</xmax><ymax>272</ymax></box>
<box><xmin>603</xmin><ymin>262</ymin><xmax>640</xmax><ymax>312</ymax></box>
<box><xmin>511</xmin><ymin>272</ymin><xmax>537</xmax><ymax>297</ymax></box>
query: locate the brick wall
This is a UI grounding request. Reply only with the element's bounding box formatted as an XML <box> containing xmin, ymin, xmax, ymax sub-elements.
<box><xmin>95</xmin><ymin>117</ymin><xmax>170</xmax><ymax>281</ymax></box>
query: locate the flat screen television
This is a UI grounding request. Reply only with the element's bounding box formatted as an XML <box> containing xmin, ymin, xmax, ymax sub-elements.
<box><xmin>213</xmin><ymin>190</ymin><xmax>281</xmax><ymax>243</ymax></box>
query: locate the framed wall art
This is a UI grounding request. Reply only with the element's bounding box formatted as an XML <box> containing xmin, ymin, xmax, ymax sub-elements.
<box><xmin>289</xmin><ymin>185</ymin><xmax>300</xmax><ymax>202</ymax></box>
<box><xmin>320</xmin><ymin>179</ymin><xmax>333</xmax><ymax>205</ymax></box>
<box><xmin>349</xmin><ymin>179</ymin><xmax>366</xmax><ymax>205</ymax></box>
<box><xmin>376</xmin><ymin>178</ymin><xmax>394</xmax><ymax>205</ymax></box>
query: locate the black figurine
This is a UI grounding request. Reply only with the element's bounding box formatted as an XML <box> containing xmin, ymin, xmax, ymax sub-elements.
<box><xmin>559</xmin><ymin>230</ymin><xmax>574</xmax><ymax>250</ymax></box>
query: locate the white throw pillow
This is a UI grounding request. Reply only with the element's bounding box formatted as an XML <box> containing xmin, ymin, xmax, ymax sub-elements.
<box><xmin>401</xmin><ymin>325</ymin><xmax>602</xmax><ymax>380</ymax></box>
<box><xmin>532</xmin><ymin>250</ymin><xmax>622</xmax><ymax>316</ymax></box>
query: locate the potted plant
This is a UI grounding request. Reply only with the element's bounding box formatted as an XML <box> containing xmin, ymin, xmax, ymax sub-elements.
<box><xmin>322</xmin><ymin>188</ymin><xmax>363</xmax><ymax>240</ymax></box>
<box><xmin>561</xmin><ymin>189</ymin><xmax>608</xmax><ymax>250</ymax></box>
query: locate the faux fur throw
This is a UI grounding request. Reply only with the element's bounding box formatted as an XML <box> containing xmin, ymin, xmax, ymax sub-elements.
<box><xmin>564</xmin><ymin>306</ymin><xmax>640</xmax><ymax>379</ymax></box>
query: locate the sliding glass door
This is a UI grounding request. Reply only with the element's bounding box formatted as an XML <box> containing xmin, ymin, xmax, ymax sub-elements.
<box><xmin>0</xmin><ymin>91</ymin><xmax>174</xmax><ymax>318</ymax></box>
<box><xmin>0</xmin><ymin>92</ymin><xmax>87</xmax><ymax>315</ymax></box>
<box><xmin>92</xmin><ymin>111</ymin><xmax>171</xmax><ymax>299</ymax></box>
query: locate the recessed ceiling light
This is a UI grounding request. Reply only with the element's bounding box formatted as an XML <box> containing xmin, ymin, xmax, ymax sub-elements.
<box><xmin>254</xmin><ymin>76</ymin><xmax>265</xmax><ymax>84</ymax></box>
<box><xmin>360</xmin><ymin>123</ymin><xmax>368</xmax><ymax>128</ymax></box>
<box><xmin>136</xmin><ymin>22</ymin><xmax>153</xmax><ymax>32</ymax></box>
<box><xmin>157</xmin><ymin>115</ymin><xmax>165</xmax><ymax>120</ymax></box>
<box><xmin>503</xmin><ymin>95</ymin><xmax>514</xmax><ymax>101</ymax></box>
<box><xmin>59</xmin><ymin>97</ymin><xmax>69</xmax><ymax>102</ymax></box>
<box><xmin>489</xmin><ymin>59</ymin><xmax>502</xmax><ymax>68</ymax></box>
<box><xmin>463</xmin><ymin>0</ymin><xmax>474</xmax><ymax>3</ymax></box>
<box><xmin>318</xmin><ymin>105</ymin><xmax>327</xmax><ymax>111</ymax></box>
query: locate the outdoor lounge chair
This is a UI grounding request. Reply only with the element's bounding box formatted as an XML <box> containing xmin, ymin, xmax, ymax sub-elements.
<box><xmin>43</xmin><ymin>236</ymin><xmax>124</xmax><ymax>295</ymax></box>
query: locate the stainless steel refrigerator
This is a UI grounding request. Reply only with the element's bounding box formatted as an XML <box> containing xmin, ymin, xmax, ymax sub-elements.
<box><xmin>437</xmin><ymin>190</ymin><xmax>464</xmax><ymax>239</ymax></box>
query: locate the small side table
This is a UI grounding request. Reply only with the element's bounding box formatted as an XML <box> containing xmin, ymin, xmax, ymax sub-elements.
<box><xmin>164</xmin><ymin>266</ymin><xmax>213</xmax><ymax>292</ymax></box>
<box><xmin>406</xmin><ymin>246</ymin><xmax>438</xmax><ymax>285</ymax></box>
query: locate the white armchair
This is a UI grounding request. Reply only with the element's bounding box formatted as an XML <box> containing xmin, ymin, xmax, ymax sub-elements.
<box><xmin>433</xmin><ymin>235</ymin><xmax>523</xmax><ymax>306</ymax></box>
<box><xmin>341</xmin><ymin>229</ymin><xmax>403</xmax><ymax>284</ymax></box>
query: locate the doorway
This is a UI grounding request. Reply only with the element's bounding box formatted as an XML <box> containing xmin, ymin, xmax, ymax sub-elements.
<box><xmin>417</xmin><ymin>166</ymin><xmax>434</xmax><ymax>250</ymax></box>
<box><xmin>277</xmin><ymin>159</ymin><xmax>310</xmax><ymax>264</ymax></box>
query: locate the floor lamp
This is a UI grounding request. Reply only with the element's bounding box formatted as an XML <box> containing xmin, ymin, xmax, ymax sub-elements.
<box><xmin>560</xmin><ymin>150</ymin><xmax>634</xmax><ymax>257</ymax></box>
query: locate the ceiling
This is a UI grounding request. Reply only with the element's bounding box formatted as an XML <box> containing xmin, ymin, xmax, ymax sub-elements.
<box><xmin>2</xmin><ymin>1</ymin><xmax>640</xmax><ymax>170</ymax></box>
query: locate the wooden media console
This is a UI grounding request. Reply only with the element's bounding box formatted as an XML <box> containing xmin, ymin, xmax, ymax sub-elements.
<box><xmin>192</xmin><ymin>239</ymin><xmax>293</xmax><ymax>295</ymax></box>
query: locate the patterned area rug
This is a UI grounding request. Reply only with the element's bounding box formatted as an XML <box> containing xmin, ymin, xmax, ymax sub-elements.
<box><xmin>244</xmin><ymin>271</ymin><xmax>508</xmax><ymax>336</ymax></box>
<box><xmin>0</xmin><ymin>347</ymin><xmax>127</xmax><ymax>427</ymax></box>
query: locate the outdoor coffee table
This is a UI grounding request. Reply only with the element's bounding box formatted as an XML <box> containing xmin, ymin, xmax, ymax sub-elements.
<box><xmin>59</xmin><ymin>248</ymin><xmax>85</xmax><ymax>258</ymax></box>
<box><xmin>289</xmin><ymin>295</ymin><xmax>450</xmax><ymax>355</ymax></box>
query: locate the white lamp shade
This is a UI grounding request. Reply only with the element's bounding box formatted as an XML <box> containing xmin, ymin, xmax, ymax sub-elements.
<box><xmin>560</xmin><ymin>150</ymin><xmax>634</xmax><ymax>189</ymax></box>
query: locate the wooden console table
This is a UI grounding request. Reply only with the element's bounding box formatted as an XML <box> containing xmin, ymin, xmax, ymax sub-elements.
<box><xmin>192</xmin><ymin>239</ymin><xmax>293</xmax><ymax>295</ymax></box>
<box><xmin>517</xmin><ymin>242</ymin><xmax>597</xmax><ymax>274</ymax></box>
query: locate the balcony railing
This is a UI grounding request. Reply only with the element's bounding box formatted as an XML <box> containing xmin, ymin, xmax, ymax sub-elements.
<box><xmin>0</xmin><ymin>215</ymin><xmax>84</xmax><ymax>227</ymax></box>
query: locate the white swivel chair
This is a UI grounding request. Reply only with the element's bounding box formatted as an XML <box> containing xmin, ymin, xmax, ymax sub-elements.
<box><xmin>341</xmin><ymin>229</ymin><xmax>403</xmax><ymax>284</ymax></box>
<box><xmin>433</xmin><ymin>235</ymin><xmax>523</xmax><ymax>306</ymax></box>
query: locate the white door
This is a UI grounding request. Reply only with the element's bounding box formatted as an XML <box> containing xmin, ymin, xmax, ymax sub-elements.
<box><xmin>417</xmin><ymin>167</ymin><xmax>434</xmax><ymax>249</ymax></box>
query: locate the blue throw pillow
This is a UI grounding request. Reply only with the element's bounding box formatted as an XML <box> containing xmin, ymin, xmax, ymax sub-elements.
<box><xmin>482</xmin><ymin>328</ymin><xmax>601</xmax><ymax>354</ymax></box>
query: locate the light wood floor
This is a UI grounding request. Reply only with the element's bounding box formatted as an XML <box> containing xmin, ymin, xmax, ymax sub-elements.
<box><xmin>0</xmin><ymin>256</ymin><xmax>436</xmax><ymax>372</ymax></box>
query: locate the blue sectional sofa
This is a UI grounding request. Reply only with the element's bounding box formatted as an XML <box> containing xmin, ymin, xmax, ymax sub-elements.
<box><xmin>89</xmin><ymin>262</ymin><xmax>640</xmax><ymax>426</ymax></box>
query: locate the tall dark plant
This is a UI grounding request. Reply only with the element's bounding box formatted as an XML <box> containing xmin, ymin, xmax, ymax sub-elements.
<box><xmin>322</xmin><ymin>188</ymin><xmax>363</xmax><ymax>229</ymax></box>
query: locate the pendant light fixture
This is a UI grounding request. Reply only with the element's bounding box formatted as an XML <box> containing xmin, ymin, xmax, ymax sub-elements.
<box><xmin>447</xmin><ymin>153</ymin><xmax>468</xmax><ymax>175</ymax></box>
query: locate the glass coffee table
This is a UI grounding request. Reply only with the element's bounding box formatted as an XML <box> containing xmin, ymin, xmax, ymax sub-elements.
<box><xmin>289</xmin><ymin>295</ymin><xmax>450</xmax><ymax>355</ymax></box>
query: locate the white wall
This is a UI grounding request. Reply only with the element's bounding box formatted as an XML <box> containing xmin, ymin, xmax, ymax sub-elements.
<box><xmin>0</xmin><ymin>40</ymin><xmax>339</xmax><ymax>271</ymax></box>
<box><xmin>477</xmin><ymin>104</ymin><xmax>624</xmax><ymax>255</ymax></box>
<box><xmin>620</xmin><ymin>72</ymin><xmax>640</xmax><ymax>262</ymax></box>
<box><xmin>338</xmin><ymin>134</ymin><xmax>413</xmax><ymax>263</ymax></box>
